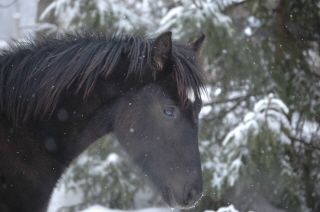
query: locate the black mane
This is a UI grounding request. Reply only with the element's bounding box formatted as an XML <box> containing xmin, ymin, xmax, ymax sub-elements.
<box><xmin>0</xmin><ymin>32</ymin><xmax>204</xmax><ymax>125</ymax></box>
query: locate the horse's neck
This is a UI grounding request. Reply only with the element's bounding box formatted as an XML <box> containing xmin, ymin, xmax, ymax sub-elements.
<box><xmin>62</xmin><ymin>102</ymin><xmax>117</xmax><ymax>161</ymax></box>
<box><xmin>1</xmin><ymin>90</ymin><xmax>118</xmax><ymax>165</ymax></box>
<box><xmin>0</xmin><ymin>86</ymin><xmax>120</xmax><ymax>211</ymax></box>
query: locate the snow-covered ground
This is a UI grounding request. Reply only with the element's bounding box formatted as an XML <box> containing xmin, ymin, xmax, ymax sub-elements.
<box><xmin>79</xmin><ymin>205</ymin><xmax>239</xmax><ymax>212</ymax></box>
<box><xmin>48</xmin><ymin>185</ymin><xmax>175</xmax><ymax>212</ymax></box>
<box><xmin>80</xmin><ymin>205</ymin><xmax>176</xmax><ymax>212</ymax></box>
<box><xmin>48</xmin><ymin>183</ymin><xmax>176</xmax><ymax>212</ymax></box>
<box><xmin>47</xmin><ymin>177</ymin><xmax>165</xmax><ymax>212</ymax></box>
<box><xmin>205</xmin><ymin>205</ymin><xmax>239</xmax><ymax>212</ymax></box>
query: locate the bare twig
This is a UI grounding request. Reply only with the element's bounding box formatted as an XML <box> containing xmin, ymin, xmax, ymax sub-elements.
<box><xmin>287</xmin><ymin>134</ymin><xmax>320</xmax><ymax>151</ymax></box>
<box><xmin>203</xmin><ymin>93</ymin><xmax>250</xmax><ymax>106</ymax></box>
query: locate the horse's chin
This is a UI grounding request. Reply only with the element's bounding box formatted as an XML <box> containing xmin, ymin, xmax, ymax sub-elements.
<box><xmin>161</xmin><ymin>187</ymin><xmax>201</xmax><ymax>210</ymax></box>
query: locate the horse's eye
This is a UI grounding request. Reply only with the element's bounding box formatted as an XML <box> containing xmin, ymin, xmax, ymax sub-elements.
<box><xmin>163</xmin><ymin>106</ymin><xmax>176</xmax><ymax>118</ymax></box>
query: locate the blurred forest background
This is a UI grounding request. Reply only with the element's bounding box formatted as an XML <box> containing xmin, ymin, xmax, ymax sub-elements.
<box><xmin>0</xmin><ymin>0</ymin><xmax>320</xmax><ymax>212</ymax></box>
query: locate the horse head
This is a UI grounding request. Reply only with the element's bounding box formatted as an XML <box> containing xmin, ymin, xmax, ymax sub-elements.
<box><xmin>114</xmin><ymin>82</ymin><xmax>203</xmax><ymax>208</ymax></box>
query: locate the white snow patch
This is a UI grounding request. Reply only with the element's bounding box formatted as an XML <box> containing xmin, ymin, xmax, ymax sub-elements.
<box><xmin>0</xmin><ymin>40</ymin><xmax>8</xmax><ymax>49</ymax></box>
<box><xmin>200</xmin><ymin>105</ymin><xmax>212</xmax><ymax>118</ymax></box>
<box><xmin>244</xmin><ymin>27</ymin><xmax>252</xmax><ymax>36</ymax></box>
<box><xmin>106</xmin><ymin>153</ymin><xmax>120</xmax><ymax>165</ymax></box>
<box><xmin>204</xmin><ymin>204</ymin><xmax>239</xmax><ymax>212</ymax></box>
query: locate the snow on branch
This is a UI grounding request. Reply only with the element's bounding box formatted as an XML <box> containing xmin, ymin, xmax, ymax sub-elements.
<box><xmin>157</xmin><ymin>0</ymin><xmax>244</xmax><ymax>36</ymax></box>
<box><xmin>40</xmin><ymin>0</ymin><xmax>153</xmax><ymax>33</ymax></box>
<box><xmin>210</xmin><ymin>94</ymin><xmax>292</xmax><ymax>190</ymax></box>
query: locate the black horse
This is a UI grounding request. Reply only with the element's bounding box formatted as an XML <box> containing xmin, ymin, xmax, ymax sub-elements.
<box><xmin>0</xmin><ymin>31</ymin><xmax>205</xmax><ymax>212</ymax></box>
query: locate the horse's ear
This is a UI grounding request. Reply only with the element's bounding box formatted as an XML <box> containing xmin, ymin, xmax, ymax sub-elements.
<box><xmin>190</xmin><ymin>33</ymin><xmax>205</xmax><ymax>53</ymax></box>
<box><xmin>151</xmin><ymin>31</ymin><xmax>172</xmax><ymax>72</ymax></box>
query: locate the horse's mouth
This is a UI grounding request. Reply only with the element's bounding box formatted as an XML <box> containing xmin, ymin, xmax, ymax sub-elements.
<box><xmin>161</xmin><ymin>186</ymin><xmax>201</xmax><ymax>209</ymax></box>
<box><xmin>162</xmin><ymin>187</ymin><xmax>173</xmax><ymax>207</ymax></box>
